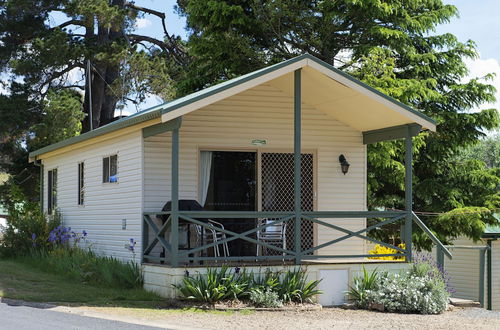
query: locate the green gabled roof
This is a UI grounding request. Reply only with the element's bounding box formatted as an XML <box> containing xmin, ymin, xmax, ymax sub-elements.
<box><xmin>29</xmin><ymin>53</ymin><xmax>436</xmax><ymax>160</ymax></box>
<box><xmin>483</xmin><ymin>214</ymin><xmax>500</xmax><ymax>238</ymax></box>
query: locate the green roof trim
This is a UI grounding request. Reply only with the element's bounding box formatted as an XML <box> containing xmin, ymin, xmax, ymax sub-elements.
<box><xmin>483</xmin><ymin>214</ymin><xmax>500</xmax><ymax>238</ymax></box>
<box><xmin>29</xmin><ymin>53</ymin><xmax>436</xmax><ymax>159</ymax></box>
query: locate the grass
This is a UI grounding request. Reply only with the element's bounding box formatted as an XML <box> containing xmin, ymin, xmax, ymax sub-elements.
<box><xmin>0</xmin><ymin>258</ymin><xmax>165</xmax><ymax>308</ymax></box>
<box><xmin>0</xmin><ymin>258</ymin><xmax>253</xmax><ymax>316</ymax></box>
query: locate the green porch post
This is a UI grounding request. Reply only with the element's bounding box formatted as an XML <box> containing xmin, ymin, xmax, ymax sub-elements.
<box><xmin>479</xmin><ymin>248</ymin><xmax>486</xmax><ymax>308</ymax></box>
<box><xmin>404</xmin><ymin>126</ymin><xmax>413</xmax><ymax>262</ymax></box>
<box><xmin>170</xmin><ymin>127</ymin><xmax>180</xmax><ymax>267</ymax></box>
<box><xmin>487</xmin><ymin>240</ymin><xmax>492</xmax><ymax>310</ymax></box>
<box><xmin>294</xmin><ymin>69</ymin><xmax>302</xmax><ymax>264</ymax></box>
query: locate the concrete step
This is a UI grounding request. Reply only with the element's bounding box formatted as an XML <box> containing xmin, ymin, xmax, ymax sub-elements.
<box><xmin>449</xmin><ymin>297</ymin><xmax>481</xmax><ymax>307</ymax></box>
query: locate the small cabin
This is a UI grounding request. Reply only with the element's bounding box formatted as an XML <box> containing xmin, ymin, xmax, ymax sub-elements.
<box><xmin>29</xmin><ymin>54</ymin><xmax>449</xmax><ymax>305</ymax></box>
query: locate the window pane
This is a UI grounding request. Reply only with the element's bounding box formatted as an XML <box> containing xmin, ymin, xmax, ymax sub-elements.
<box><xmin>48</xmin><ymin>170</ymin><xmax>53</xmax><ymax>214</ymax></box>
<box><xmin>103</xmin><ymin>157</ymin><xmax>110</xmax><ymax>183</ymax></box>
<box><xmin>52</xmin><ymin>169</ymin><xmax>57</xmax><ymax>209</ymax></box>
<box><xmin>109</xmin><ymin>155</ymin><xmax>117</xmax><ymax>182</ymax></box>
<box><xmin>78</xmin><ymin>162</ymin><xmax>84</xmax><ymax>205</ymax></box>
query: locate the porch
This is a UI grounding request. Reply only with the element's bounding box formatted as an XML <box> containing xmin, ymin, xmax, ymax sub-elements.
<box><xmin>140</xmin><ymin>63</ymin><xmax>451</xmax><ymax>268</ymax></box>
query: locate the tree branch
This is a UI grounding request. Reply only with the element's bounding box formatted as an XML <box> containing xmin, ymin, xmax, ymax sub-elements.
<box><xmin>125</xmin><ymin>2</ymin><xmax>187</xmax><ymax>65</ymax></box>
<box><xmin>60</xmin><ymin>84</ymin><xmax>85</xmax><ymax>90</ymax></box>
<box><xmin>52</xmin><ymin>19</ymin><xmax>86</xmax><ymax>30</ymax></box>
<box><xmin>128</xmin><ymin>34</ymin><xmax>168</xmax><ymax>50</ymax></box>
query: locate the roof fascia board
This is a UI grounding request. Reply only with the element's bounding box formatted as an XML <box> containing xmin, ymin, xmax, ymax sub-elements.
<box><xmin>161</xmin><ymin>58</ymin><xmax>308</xmax><ymax>123</ymax></box>
<box><xmin>363</xmin><ymin>123</ymin><xmax>422</xmax><ymax>144</ymax></box>
<box><xmin>305</xmin><ymin>57</ymin><xmax>437</xmax><ymax>132</ymax></box>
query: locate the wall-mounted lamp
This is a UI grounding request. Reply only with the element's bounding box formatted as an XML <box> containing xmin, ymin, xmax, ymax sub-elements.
<box><xmin>339</xmin><ymin>154</ymin><xmax>350</xmax><ymax>175</ymax></box>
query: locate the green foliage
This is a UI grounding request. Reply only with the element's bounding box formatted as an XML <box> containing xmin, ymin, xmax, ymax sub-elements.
<box><xmin>29</xmin><ymin>89</ymin><xmax>85</xmax><ymax>151</ymax></box>
<box><xmin>367</xmin><ymin>272</ymin><xmax>449</xmax><ymax>314</ymax></box>
<box><xmin>275</xmin><ymin>268</ymin><xmax>322</xmax><ymax>304</ymax></box>
<box><xmin>175</xmin><ymin>267</ymin><xmax>321</xmax><ymax>305</ymax></box>
<box><xmin>347</xmin><ymin>267</ymin><xmax>380</xmax><ymax>308</ymax></box>
<box><xmin>175</xmin><ymin>266</ymin><xmax>251</xmax><ymax>303</ymax></box>
<box><xmin>456</xmin><ymin>134</ymin><xmax>500</xmax><ymax>168</ymax></box>
<box><xmin>0</xmin><ymin>186</ymin><xmax>61</xmax><ymax>257</ymax></box>
<box><xmin>350</xmin><ymin>263</ymin><xmax>449</xmax><ymax>314</ymax></box>
<box><xmin>249</xmin><ymin>287</ymin><xmax>283</xmax><ymax>308</ymax></box>
<box><xmin>21</xmin><ymin>247</ymin><xmax>143</xmax><ymax>289</ymax></box>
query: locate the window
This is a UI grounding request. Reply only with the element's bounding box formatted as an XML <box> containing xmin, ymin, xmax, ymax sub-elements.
<box><xmin>47</xmin><ymin>169</ymin><xmax>57</xmax><ymax>214</ymax></box>
<box><xmin>103</xmin><ymin>154</ymin><xmax>118</xmax><ymax>183</ymax></box>
<box><xmin>78</xmin><ymin>162</ymin><xmax>84</xmax><ymax>205</ymax></box>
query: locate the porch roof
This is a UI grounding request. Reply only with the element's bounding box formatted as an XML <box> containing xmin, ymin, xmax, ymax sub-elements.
<box><xmin>29</xmin><ymin>54</ymin><xmax>436</xmax><ymax>160</ymax></box>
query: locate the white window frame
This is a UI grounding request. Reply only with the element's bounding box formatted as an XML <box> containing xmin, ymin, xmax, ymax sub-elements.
<box><xmin>102</xmin><ymin>154</ymin><xmax>118</xmax><ymax>183</ymax></box>
<box><xmin>78</xmin><ymin>162</ymin><xmax>85</xmax><ymax>205</ymax></box>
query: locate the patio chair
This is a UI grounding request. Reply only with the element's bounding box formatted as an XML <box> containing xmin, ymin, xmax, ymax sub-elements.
<box><xmin>194</xmin><ymin>220</ymin><xmax>230</xmax><ymax>258</ymax></box>
<box><xmin>159</xmin><ymin>200</ymin><xmax>229</xmax><ymax>259</ymax></box>
<box><xmin>256</xmin><ymin>218</ymin><xmax>287</xmax><ymax>256</ymax></box>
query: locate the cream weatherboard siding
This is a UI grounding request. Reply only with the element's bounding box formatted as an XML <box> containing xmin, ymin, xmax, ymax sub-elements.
<box><xmin>143</xmin><ymin>83</ymin><xmax>367</xmax><ymax>256</ymax></box>
<box><xmin>491</xmin><ymin>240</ymin><xmax>500</xmax><ymax>310</ymax></box>
<box><xmin>434</xmin><ymin>237</ymin><xmax>485</xmax><ymax>301</ymax></box>
<box><xmin>42</xmin><ymin>130</ymin><xmax>144</xmax><ymax>262</ymax></box>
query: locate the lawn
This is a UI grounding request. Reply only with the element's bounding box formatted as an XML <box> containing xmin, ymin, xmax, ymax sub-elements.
<box><xmin>0</xmin><ymin>258</ymin><xmax>167</xmax><ymax>308</ymax></box>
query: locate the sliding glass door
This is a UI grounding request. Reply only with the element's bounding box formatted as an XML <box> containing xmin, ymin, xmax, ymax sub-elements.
<box><xmin>202</xmin><ymin>151</ymin><xmax>257</xmax><ymax>256</ymax></box>
<box><xmin>200</xmin><ymin>150</ymin><xmax>314</xmax><ymax>257</ymax></box>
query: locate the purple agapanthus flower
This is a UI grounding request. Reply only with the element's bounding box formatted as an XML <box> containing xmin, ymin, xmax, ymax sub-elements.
<box><xmin>129</xmin><ymin>238</ymin><xmax>136</xmax><ymax>252</ymax></box>
<box><xmin>82</xmin><ymin>230</ymin><xmax>87</xmax><ymax>237</ymax></box>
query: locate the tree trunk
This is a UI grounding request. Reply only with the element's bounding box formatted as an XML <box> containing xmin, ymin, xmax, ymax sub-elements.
<box><xmin>81</xmin><ymin>0</ymin><xmax>125</xmax><ymax>132</ymax></box>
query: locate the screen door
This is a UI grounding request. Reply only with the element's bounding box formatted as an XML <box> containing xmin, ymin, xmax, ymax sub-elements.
<box><xmin>261</xmin><ymin>152</ymin><xmax>314</xmax><ymax>254</ymax></box>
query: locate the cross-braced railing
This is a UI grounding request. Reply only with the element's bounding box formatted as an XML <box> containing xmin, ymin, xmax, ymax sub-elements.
<box><xmin>141</xmin><ymin>210</ymin><xmax>449</xmax><ymax>266</ymax></box>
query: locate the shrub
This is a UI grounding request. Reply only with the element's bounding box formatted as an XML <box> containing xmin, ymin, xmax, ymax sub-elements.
<box><xmin>349</xmin><ymin>261</ymin><xmax>450</xmax><ymax>314</ymax></box>
<box><xmin>249</xmin><ymin>288</ymin><xmax>283</xmax><ymax>308</ymax></box>
<box><xmin>175</xmin><ymin>267</ymin><xmax>322</xmax><ymax>305</ymax></box>
<box><xmin>368</xmin><ymin>243</ymin><xmax>405</xmax><ymax>261</ymax></box>
<box><xmin>0</xmin><ymin>201</ymin><xmax>61</xmax><ymax>257</ymax></box>
<box><xmin>347</xmin><ymin>266</ymin><xmax>380</xmax><ymax>308</ymax></box>
<box><xmin>276</xmin><ymin>268</ymin><xmax>322</xmax><ymax>303</ymax></box>
<box><xmin>365</xmin><ymin>271</ymin><xmax>449</xmax><ymax>314</ymax></box>
<box><xmin>175</xmin><ymin>266</ymin><xmax>251</xmax><ymax>303</ymax></box>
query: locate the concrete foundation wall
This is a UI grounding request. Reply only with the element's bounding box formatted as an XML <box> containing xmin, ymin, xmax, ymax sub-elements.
<box><xmin>143</xmin><ymin>262</ymin><xmax>410</xmax><ymax>306</ymax></box>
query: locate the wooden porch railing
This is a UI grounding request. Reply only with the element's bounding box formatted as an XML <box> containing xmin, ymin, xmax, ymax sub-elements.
<box><xmin>141</xmin><ymin>210</ymin><xmax>451</xmax><ymax>266</ymax></box>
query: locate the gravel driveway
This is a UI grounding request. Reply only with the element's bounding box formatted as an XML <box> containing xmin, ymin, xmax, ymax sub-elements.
<box><xmin>60</xmin><ymin>306</ymin><xmax>500</xmax><ymax>330</ymax></box>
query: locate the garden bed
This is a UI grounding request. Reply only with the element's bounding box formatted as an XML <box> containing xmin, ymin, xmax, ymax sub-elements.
<box><xmin>169</xmin><ymin>299</ymin><xmax>322</xmax><ymax>311</ymax></box>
